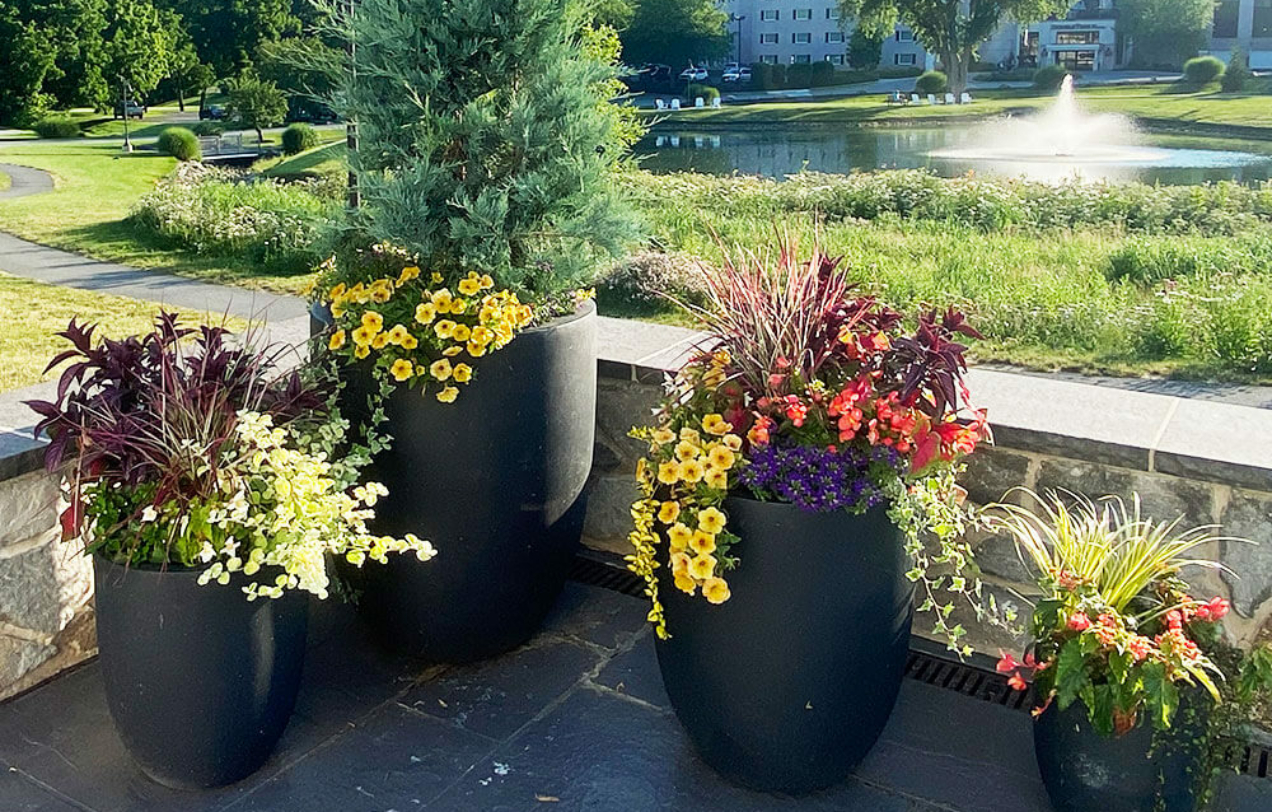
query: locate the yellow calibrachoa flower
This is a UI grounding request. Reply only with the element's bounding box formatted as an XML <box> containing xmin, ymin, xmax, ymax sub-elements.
<box><xmin>458</xmin><ymin>273</ymin><xmax>482</xmax><ymax>296</ymax></box>
<box><xmin>679</xmin><ymin>427</ymin><xmax>701</xmax><ymax>445</ymax></box>
<box><xmin>436</xmin><ymin>385</ymin><xmax>459</xmax><ymax>403</ymax></box>
<box><xmin>674</xmin><ymin>571</ymin><xmax>698</xmax><ymax>595</ymax></box>
<box><xmin>415</xmin><ymin>303</ymin><xmax>437</xmax><ymax>325</ymax></box>
<box><xmin>702</xmin><ymin>413</ymin><xmax>732</xmax><ymax>436</ymax></box>
<box><xmin>670</xmin><ymin>551</ymin><xmax>692</xmax><ymax>573</ymax></box>
<box><xmin>704</xmin><ymin>468</ymin><xmax>728</xmax><ymax>490</ymax></box>
<box><xmin>431</xmin><ymin>289</ymin><xmax>453</xmax><ymax>310</ymax></box>
<box><xmin>708</xmin><ymin>445</ymin><xmax>735</xmax><ymax>470</ymax></box>
<box><xmin>452</xmin><ymin>324</ymin><xmax>472</xmax><ymax>342</ymax></box>
<box><xmin>361</xmin><ymin>311</ymin><xmax>384</xmax><ymax>332</ymax></box>
<box><xmin>434</xmin><ymin>320</ymin><xmax>457</xmax><ymax>339</ymax></box>
<box><xmin>698</xmin><ymin>507</ymin><xmax>726</xmax><ymax>535</ymax></box>
<box><xmin>678</xmin><ymin>459</ymin><xmax>705</xmax><ymax>483</ymax></box>
<box><xmin>703</xmin><ymin>577</ymin><xmax>731</xmax><ymax>605</ymax></box>
<box><xmin>480</xmin><ymin>274</ymin><xmax>494</xmax><ymax>289</ymax></box>
<box><xmin>667</xmin><ymin>522</ymin><xmax>692</xmax><ymax>550</ymax></box>
<box><xmin>657</xmin><ymin>501</ymin><xmax>680</xmax><ymax>524</ymax></box>
<box><xmin>657</xmin><ymin>462</ymin><xmax>680</xmax><ymax>485</ymax></box>
<box><xmin>386</xmin><ymin>324</ymin><xmax>411</xmax><ymax>345</ymax></box>
<box><xmin>390</xmin><ymin>359</ymin><xmax>414</xmax><ymax>382</ymax></box>
<box><xmin>328</xmin><ymin>282</ymin><xmax>347</xmax><ymax>300</ymax></box>
<box><xmin>723</xmin><ymin>434</ymin><xmax>743</xmax><ymax>452</ymax></box>
<box><xmin>328</xmin><ymin>329</ymin><xmax>346</xmax><ymax>350</ymax></box>
<box><xmin>354</xmin><ymin>345</ymin><xmax>370</xmax><ymax>359</ymax></box>
<box><xmin>689</xmin><ymin>553</ymin><xmax>716</xmax><ymax>580</ymax></box>
<box><xmin>445</xmin><ymin>345</ymin><xmax>465</xmax><ymax>357</ymax></box>
<box><xmin>466</xmin><ymin>340</ymin><xmax>487</xmax><ymax>357</ymax></box>
<box><xmin>674</xmin><ymin>441</ymin><xmax>698</xmax><ymax>462</ymax></box>
<box><xmin>399</xmin><ymin>265</ymin><xmax>421</xmax><ymax>284</ymax></box>
<box><xmin>450</xmin><ymin>298</ymin><xmax>468</xmax><ymax>315</ymax></box>
<box><xmin>371</xmin><ymin>333</ymin><xmax>390</xmax><ymax>350</ymax></box>
<box><xmin>401</xmin><ymin>335</ymin><xmax>419</xmax><ymax>350</ymax></box>
<box><xmin>352</xmin><ymin>325</ymin><xmax>376</xmax><ymax>347</ymax></box>
<box><xmin>452</xmin><ymin>363</ymin><xmax>472</xmax><ymax>383</ymax></box>
<box><xmin>429</xmin><ymin>359</ymin><xmax>453</xmax><ymax>380</ymax></box>
<box><xmin>431</xmin><ymin>271</ymin><xmax>444</xmax><ymax>283</ymax></box>
<box><xmin>690</xmin><ymin>530</ymin><xmax>716</xmax><ymax>554</ymax></box>
<box><xmin>369</xmin><ymin>280</ymin><xmax>393</xmax><ymax>303</ymax></box>
<box><xmin>651</xmin><ymin>428</ymin><xmax>675</xmax><ymax>446</ymax></box>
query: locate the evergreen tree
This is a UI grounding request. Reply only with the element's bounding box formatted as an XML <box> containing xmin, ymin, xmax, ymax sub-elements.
<box><xmin>317</xmin><ymin>0</ymin><xmax>640</xmax><ymax>297</ymax></box>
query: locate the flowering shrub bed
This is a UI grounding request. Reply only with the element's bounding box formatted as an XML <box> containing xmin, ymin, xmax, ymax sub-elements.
<box><xmin>129</xmin><ymin>166</ymin><xmax>342</xmax><ymax>275</ymax></box>
<box><xmin>627</xmin><ymin>238</ymin><xmax>989</xmax><ymax>651</ymax></box>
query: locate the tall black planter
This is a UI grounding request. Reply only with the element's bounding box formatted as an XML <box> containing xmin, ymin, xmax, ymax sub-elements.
<box><xmin>1034</xmin><ymin>701</ymin><xmax>1201</xmax><ymax>812</ymax></box>
<box><xmin>93</xmin><ymin>556</ymin><xmax>309</xmax><ymax>789</ymax></box>
<box><xmin>655</xmin><ymin>497</ymin><xmax>914</xmax><ymax>794</ymax></box>
<box><xmin>328</xmin><ymin>301</ymin><xmax>596</xmax><ymax>662</ymax></box>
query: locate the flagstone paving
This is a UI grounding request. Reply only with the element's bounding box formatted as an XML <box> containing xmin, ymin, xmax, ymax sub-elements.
<box><xmin>1</xmin><ymin>578</ymin><xmax>1269</xmax><ymax>812</ymax></box>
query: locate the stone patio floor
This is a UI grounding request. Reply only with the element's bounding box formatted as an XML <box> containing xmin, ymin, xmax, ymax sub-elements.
<box><xmin>3</xmin><ymin>575</ymin><xmax>1270</xmax><ymax>812</ymax></box>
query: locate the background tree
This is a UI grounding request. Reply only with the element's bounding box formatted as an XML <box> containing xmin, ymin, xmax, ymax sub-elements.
<box><xmin>620</xmin><ymin>0</ymin><xmax>729</xmax><ymax>67</ymax></box>
<box><xmin>314</xmin><ymin>0</ymin><xmax>640</xmax><ymax>295</ymax></box>
<box><xmin>8</xmin><ymin>0</ymin><xmax>109</xmax><ymax>113</ymax></box>
<box><xmin>102</xmin><ymin>0</ymin><xmax>179</xmax><ymax>103</ymax></box>
<box><xmin>0</xmin><ymin>6</ymin><xmax>55</xmax><ymax>123</ymax></box>
<box><xmin>225</xmin><ymin>72</ymin><xmax>287</xmax><ymax>142</ymax></box>
<box><xmin>1119</xmin><ymin>0</ymin><xmax>1216</xmax><ymax>69</ymax></box>
<box><xmin>1221</xmin><ymin>48</ymin><xmax>1251</xmax><ymax>93</ymax></box>
<box><xmin>156</xmin><ymin>0</ymin><xmax>298</xmax><ymax>79</ymax></box>
<box><xmin>259</xmin><ymin>34</ymin><xmax>340</xmax><ymax>118</ymax></box>
<box><xmin>841</xmin><ymin>0</ymin><xmax>1069</xmax><ymax>97</ymax></box>
<box><xmin>848</xmin><ymin>27</ymin><xmax>883</xmax><ymax>69</ymax></box>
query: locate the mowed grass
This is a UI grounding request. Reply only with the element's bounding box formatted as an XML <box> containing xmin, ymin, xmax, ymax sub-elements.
<box><xmin>0</xmin><ymin>270</ymin><xmax>246</xmax><ymax>391</ymax></box>
<box><xmin>260</xmin><ymin>142</ymin><xmax>348</xmax><ymax>178</ymax></box>
<box><xmin>657</xmin><ymin>82</ymin><xmax>1272</xmax><ymax>132</ymax></box>
<box><xmin>0</xmin><ymin>142</ymin><xmax>314</xmax><ymax>293</ymax></box>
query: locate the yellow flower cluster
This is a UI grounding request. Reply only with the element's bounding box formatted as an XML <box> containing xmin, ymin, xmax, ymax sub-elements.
<box><xmin>323</xmin><ymin>265</ymin><xmax>534</xmax><ymax>403</ymax></box>
<box><xmin>626</xmin><ymin>412</ymin><xmax>746</xmax><ymax>636</ymax></box>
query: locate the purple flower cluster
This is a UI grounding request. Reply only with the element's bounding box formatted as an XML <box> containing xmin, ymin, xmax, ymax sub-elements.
<box><xmin>739</xmin><ymin>440</ymin><xmax>904</xmax><ymax>513</ymax></box>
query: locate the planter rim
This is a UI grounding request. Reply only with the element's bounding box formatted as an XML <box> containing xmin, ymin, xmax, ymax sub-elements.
<box><xmin>309</xmin><ymin>295</ymin><xmax>595</xmax><ymax>333</ymax></box>
<box><xmin>723</xmin><ymin>490</ymin><xmax>893</xmax><ymax>519</ymax></box>
<box><xmin>93</xmin><ymin>552</ymin><xmax>207</xmax><ymax>577</ymax></box>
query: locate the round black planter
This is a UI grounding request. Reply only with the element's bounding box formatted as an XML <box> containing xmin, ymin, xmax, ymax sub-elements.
<box><xmin>321</xmin><ymin>300</ymin><xmax>596</xmax><ymax>662</ymax></box>
<box><xmin>1034</xmin><ymin>700</ymin><xmax>1202</xmax><ymax>812</ymax></box>
<box><xmin>93</xmin><ymin>556</ymin><xmax>309</xmax><ymax>789</ymax></box>
<box><xmin>654</xmin><ymin>496</ymin><xmax>914</xmax><ymax>794</ymax></box>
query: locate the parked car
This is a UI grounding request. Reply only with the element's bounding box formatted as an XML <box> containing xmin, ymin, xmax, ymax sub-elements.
<box><xmin>641</xmin><ymin>63</ymin><xmax>673</xmax><ymax>82</ymax></box>
<box><xmin>199</xmin><ymin>104</ymin><xmax>226</xmax><ymax>121</ymax></box>
<box><xmin>722</xmin><ymin>66</ymin><xmax>751</xmax><ymax>83</ymax></box>
<box><xmin>113</xmin><ymin>100</ymin><xmax>146</xmax><ymax>120</ymax></box>
<box><xmin>287</xmin><ymin>98</ymin><xmax>339</xmax><ymax>124</ymax></box>
<box><xmin>679</xmin><ymin>66</ymin><xmax>708</xmax><ymax>81</ymax></box>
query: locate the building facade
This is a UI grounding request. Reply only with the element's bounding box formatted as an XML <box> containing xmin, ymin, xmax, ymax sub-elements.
<box><xmin>1209</xmin><ymin>0</ymin><xmax>1272</xmax><ymax>68</ymax></box>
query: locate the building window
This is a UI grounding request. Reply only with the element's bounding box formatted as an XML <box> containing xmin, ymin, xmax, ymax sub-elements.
<box><xmin>1213</xmin><ymin>0</ymin><xmax>1240</xmax><ymax>37</ymax></box>
<box><xmin>760</xmin><ymin>9</ymin><xmax>779</xmax><ymax>20</ymax></box>
<box><xmin>793</xmin><ymin>8</ymin><xmax>812</xmax><ymax>20</ymax></box>
<box><xmin>759</xmin><ymin>32</ymin><xmax>779</xmax><ymax>44</ymax></box>
<box><xmin>1256</xmin><ymin>0</ymin><xmax>1272</xmax><ymax>37</ymax></box>
<box><xmin>826</xmin><ymin>31</ymin><xmax>844</xmax><ymax>43</ymax></box>
<box><xmin>826</xmin><ymin>7</ymin><xmax>840</xmax><ymax>18</ymax></box>
<box><xmin>827</xmin><ymin>54</ymin><xmax>845</xmax><ymax>64</ymax></box>
<box><xmin>791</xmin><ymin>54</ymin><xmax>812</xmax><ymax>64</ymax></box>
<box><xmin>896</xmin><ymin>29</ymin><xmax>914</xmax><ymax>41</ymax></box>
<box><xmin>792</xmin><ymin>32</ymin><xmax>812</xmax><ymax>44</ymax></box>
<box><xmin>1055</xmin><ymin>49</ymin><xmax>1096</xmax><ymax>71</ymax></box>
<box><xmin>760</xmin><ymin>54</ymin><xmax>779</xmax><ymax>64</ymax></box>
<box><xmin>1055</xmin><ymin>31</ymin><xmax>1099</xmax><ymax>45</ymax></box>
<box><xmin>894</xmin><ymin>53</ymin><xmax>916</xmax><ymax>65</ymax></box>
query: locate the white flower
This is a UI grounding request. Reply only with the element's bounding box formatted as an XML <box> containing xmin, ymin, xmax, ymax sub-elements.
<box><xmin>140</xmin><ymin>505</ymin><xmax>158</xmax><ymax>523</ymax></box>
<box><xmin>199</xmin><ymin>542</ymin><xmax>216</xmax><ymax>563</ymax></box>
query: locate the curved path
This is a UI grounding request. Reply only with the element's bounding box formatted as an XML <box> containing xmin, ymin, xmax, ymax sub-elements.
<box><xmin>0</xmin><ymin>161</ymin><xmax>306</xmax><ymax>324</ymax></box>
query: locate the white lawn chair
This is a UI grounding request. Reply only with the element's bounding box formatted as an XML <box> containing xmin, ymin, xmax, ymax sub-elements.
<box><xmin>670</xmin><ymin>98</ymin><xmax>681</xmax><ymax>110</ymax></box>
<box><xmin>926</xmin><ymin>94</ymin><xmax>936</xmax><ymax>105</ymax></box>
<box><xmin>695</xmin><ymin>97</ymin><xmax>704</xmax><ymax>108</ymax></box>
<box><xmin>910</xmin><ymin>93</ymin><xmax>920</xmax><ymax>104</ymax></box>
<box><xmin>960</xmin><ymin>92</ymin><xmax>973</xmax><ymax>104</ymax></box>
<box><xmin>670</xmin><ymin>135</ymin><xmax>681</xmax><ymax>147</ymax></box>
<box><xmin>655</xmin><ymin>98</ymin><xmax>666</xmax><ymax>111</ymax></box>
<box><xmin>711</xmin><ymin>97</ymin><xmax>721</xmax><ymax>109</ymax></box>
<box><xmin>944</xmin><ymin>93</ymin><xmax>955</xmax><ymax>104</ymax></box>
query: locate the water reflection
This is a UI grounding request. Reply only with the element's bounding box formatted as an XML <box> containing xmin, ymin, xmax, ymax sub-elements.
<box><xmin>636</xmin><ymin>125</ymin><xmax>1272</xmax><ymax>186</ymax></box>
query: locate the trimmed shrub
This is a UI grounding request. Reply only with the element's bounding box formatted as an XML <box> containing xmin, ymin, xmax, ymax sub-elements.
<box><xmin>1221</xmin><ymin>50</ymin><xmax>1251</xmax><ymax>92</ymax></box>
<box><xmin>914</xmin><ymin>70</ymin><xmax>948</xmax><ymax>95</ymax></box>
<box><xmin>33</xmin><ymin>118</ymin><xmax>80</xmax><ymax>139</ymax></box>
<box><xmin>787</xmin><ymin>63</ymin><xmax>813</xmax><ymax>88</ymax></box>
<box><xmin>1033</xmin><ymin>65</ymin><xmax>1068</xmax><ymax>91</ymax></box>
<box><xmin>810</xmin><ymin>61</ymin><xmax>835</xmax><ymax>87</ymax></box>
<box><xmin>597</xmin><ymin>250</ymin><xmax>707</xmax><ymax>307</ymax></box>
<box><xmin>686</xmin><ymin>84</ymin><xmax>720</xmax><ymax>102</ymax></box>
<box><xmin>1182</xmin><ymin>56</ymin><xmax>1225</xmax><ymax>85</ymax></box>
<box><xmin>156</xmin><ymin>127</ymin><xmax>201</xmax><ymax>161</ymax></box>
<box><xmin>281</xmin><ymin>123</ymin><xmax>320</xmax><ymax>155</ymax></box>
<box><xmin>752</xmin><ymin>62</ymin><xmax>787</xmax><ymax>90</ymax></box>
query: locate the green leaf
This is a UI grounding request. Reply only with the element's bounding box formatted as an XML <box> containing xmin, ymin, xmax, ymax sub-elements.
<box><xmin>1054</xmin><ymin>638</ymin><xmax>1090</xmax><ymax>710</ymax></box>
<box><xmin>1142</xmin><ymin>661</ymin><xmax>1180</xmax><ymax>729</ymax></box>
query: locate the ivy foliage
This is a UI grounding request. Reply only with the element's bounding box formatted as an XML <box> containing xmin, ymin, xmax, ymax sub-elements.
<box><xmin>314</xmin><ymin>0</ymin><xmax>642</xmax><ymax>300</ymax></box>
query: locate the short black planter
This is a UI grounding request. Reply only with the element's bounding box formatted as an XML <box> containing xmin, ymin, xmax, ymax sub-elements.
<box><xmin>655</xmin><ymin>496</ymin><xmax>914</xmax><ymax>794</ymax></box>
<box><xmin>93</xmin><ymin>556</ymin><xmax>309</xmax><ymax>789</ymax></box>
<box><xmin>1034</xmin><ymin>700</ymin><xmax>1202</xmax><ymax>812</ymax></box>
<box><xmin>325</xmin><ymin>301</ymin><xmax>596</xmax><ymax>663</ymax></box>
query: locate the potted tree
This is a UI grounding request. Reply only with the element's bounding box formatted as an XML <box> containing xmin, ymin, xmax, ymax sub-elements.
<box><xmin>308</xmin><ymin>0</ymin><xmax>640</xmax><ymax>661</ymax></box>
<box><xmin>993</xmin><ymin>491</ymin><xmax>1272</xmax><ymax>812</ymax></box>
<box><xmin>27</xmin><ymin>316</ymin><xmax>434</xmax><ymax>789</ymax></box>
<box><xmin>626</xmin><ymin>239</ymin><xmax>989</xmax><ymax>793</ymax></box>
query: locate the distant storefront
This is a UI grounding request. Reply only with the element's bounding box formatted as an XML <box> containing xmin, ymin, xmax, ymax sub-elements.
<box><xmin>1036</xmin><ymin>18</ymin><xmax>1121</xmax><ymax>71</ymax></box>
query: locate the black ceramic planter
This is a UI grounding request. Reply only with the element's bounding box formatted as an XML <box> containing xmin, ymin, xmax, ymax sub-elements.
<box><xmin>326</xmin><ymin>301</ymin><xmax>596</xmax><ymax>663</ymax></box>
<box><xmin>1034</xmin><ymin>700</ymin><xmax>1202</xmax><ymax>812</ymax></box>
<box><xmin>654</xmin><ymin>497</ymin><xmax>914</xmax><ymax>794</ymax></box>
<box><xmin>93</xmin><ymin>556</ymin><xmax>309</xmax><ymax>789</ymax></box>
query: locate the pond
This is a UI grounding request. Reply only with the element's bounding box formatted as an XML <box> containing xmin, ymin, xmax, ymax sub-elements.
<box><xmin>636</xmin><ymin>124</ymin><xmax>1272</xmax><ymax>186</ymax></box>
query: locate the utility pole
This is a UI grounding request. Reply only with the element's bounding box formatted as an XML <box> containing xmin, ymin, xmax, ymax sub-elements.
<box><xmin>120</xmin><ymin>76</ymin><xmax>133</xmax><ymax>154</ymax></box>
<box><xmin>729</xmin><ymin>14</ymin><xmax>746</xmax><ymax>66</ymax></box>
<box><xmin>345</xmin><ymin>0</ymin><xmax>359</xmax><ymax>208</ymax></box>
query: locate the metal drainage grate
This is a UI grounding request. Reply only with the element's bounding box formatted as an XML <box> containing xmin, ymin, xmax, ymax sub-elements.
<box><xmin>567</xmin><ymin>551</ymin><xmax>1272</xmax><ymax>776</ymax></box>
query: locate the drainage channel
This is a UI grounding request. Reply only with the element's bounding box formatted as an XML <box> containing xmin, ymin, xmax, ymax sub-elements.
<box><xmin>567</xmin><ymin>550</ymin><xmax>1272</xmax><ymax>778</ymax></box>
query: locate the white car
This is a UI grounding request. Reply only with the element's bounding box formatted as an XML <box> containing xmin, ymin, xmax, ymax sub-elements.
<box><xmin>722</xmin><ymin>67</ymin><xmax>751</xmax><ymax>83</ymax></box>
<box><xmin>679</xmin><ymin>66</ymin><xmax>708</xmax><ymax>81</ymax></box>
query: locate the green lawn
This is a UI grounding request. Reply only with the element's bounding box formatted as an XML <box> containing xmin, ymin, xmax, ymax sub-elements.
<box><xmin>0</xmin><ymin>141</ymin><xmax>314</xmax><ymax>293</ymax></box>
<box><xmin>656</xmin><ymin>83</ymin><xmax>1272</xmax><ymax>134</ymax></box>
<box><xmin>0</xmin><ymin>270</ymin><xmax>246</xmax><ymax>391</ymax></box>
<box><xmin>0</xmin><ymin>170</ymin><xmax>9</xmax><ymax>192</ymax></box>
<box><xmin>260</xmin><ymin>142</ymin><xmax>348</xmax><ymax>177</ymax></box>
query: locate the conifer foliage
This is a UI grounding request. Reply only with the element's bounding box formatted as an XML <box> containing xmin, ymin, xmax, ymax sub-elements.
<box><xmin>319</xmin><ymin>0</ymin><xmax>640</xmax><ymax>298</ymax></box>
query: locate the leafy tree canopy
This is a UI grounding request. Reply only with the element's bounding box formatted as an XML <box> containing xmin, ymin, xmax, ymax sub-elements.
<box><xmin>155</xmin><ymin>0</ymin><xmax>298</xmax><ymax>78</ymax></box>
<box><xmin>225</xmin><ymin>71</ymin><xmax>287</xmax><ymax>142</ymax></box>
<box><xmin>1119</xmin><ymin>0</ymin><xmax>1215</xmax><ymax>69</ymax></box>
<box><xmin>103</xmin><ymin>0</ymin><xmax>181</xmax><ymax>99</ymax></box>
<box><xmin>620</xmin><ymin>0</ymin><xmax>729</xmax><ymax>67</ymax></box>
